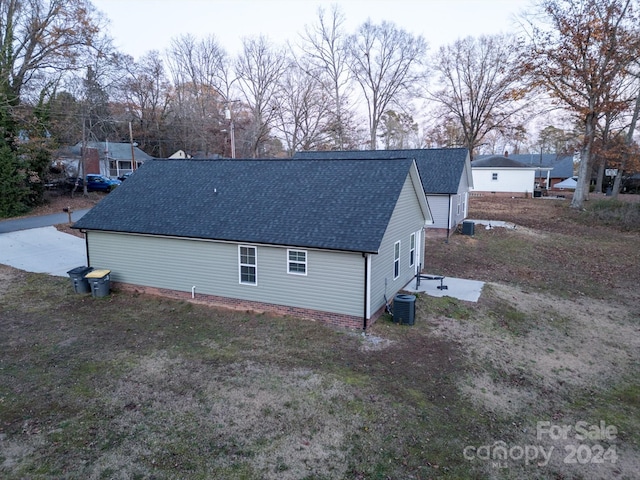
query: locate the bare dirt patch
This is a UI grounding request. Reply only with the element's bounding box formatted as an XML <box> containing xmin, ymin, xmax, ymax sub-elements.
<box><xmin>0</xmin><ymin>266</ymin><xmax>20</xmax><ymax>298</ymax></box>
<box><xmin>432</xmin><ymin>282</ymin><xmax>639</xmax><ymax>412</ymax></box>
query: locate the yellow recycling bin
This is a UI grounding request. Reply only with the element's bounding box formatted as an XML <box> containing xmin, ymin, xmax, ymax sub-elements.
<box><xmin>84</xmin><ymin>269</ymin><xmax>111</xmax><ymax>298</ymax></box>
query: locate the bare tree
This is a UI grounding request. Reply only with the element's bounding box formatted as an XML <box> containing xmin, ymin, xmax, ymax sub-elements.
<box><xmin>82</xmin><ymin>65</ymin><xmax>115</xmax><ymax>141</ymax></box>
<box><xmin>592</xmin><ymin>59</ymin><xmax>640</xmax><ymax>194</ymax></box>
<box><xmin>299</xmin><ymin>5</ymin><xmax>357</xmax><ymax>150</ymax></box>
<box><xmin>166</xmin><ymin>34</ymin><xmax>230</xmax><ymax>156</ymax></box>
<box><xmin>523</xmin><ymin>0</ymin><xmax>640</xmax><ymax>208</ymax></box>
<box><xmin>117</xmin><ymin>51</ymin><xmax>172</xmax><ymax>157</ymax></box>
<box><xmin>612</xmin><ymin>75</ymin><xmax>640</xmax><ymax>197</ymax></box>
<box><xmin>273</xmin><ymin>58</ymin><xmax>332</xmax><ymax>155</ymax></box>
<box><xmin>422</xmin><ymin>116</ymin><xmax>466</xmax><ymax>149</ymax></box>
<box><xmin>235</xmin><ymin>36</ymin><xmax>287</xmax><ymax>158</ymax></box>
<box><xmin>429</xmin><ymin>34</ymin><xmax>528</xmax><ymax>160</ymax></box>
<box><xmin>347</xmin><ymin>20</ymin><xmax>428</xmax><ymax>149</ymax></box>
<box><xmin>0</xmin><ymin>0</ymin><xmax>103</xmax><ymax>146</ymax></box>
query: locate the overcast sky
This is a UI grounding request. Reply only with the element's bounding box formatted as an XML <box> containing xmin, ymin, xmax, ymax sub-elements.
<box><xmin>92</xmin><ymin>0</ymin><xmax>535</xmax><ymax>59</ymax></box>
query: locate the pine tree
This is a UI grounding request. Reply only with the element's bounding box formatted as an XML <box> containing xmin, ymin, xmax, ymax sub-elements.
<box><xmin>0</xmin><ymin>144</ymin><xmax>29</xmax><ymax>217</ymax></box>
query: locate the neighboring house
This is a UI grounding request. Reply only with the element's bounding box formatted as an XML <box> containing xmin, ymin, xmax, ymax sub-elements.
<box><xmin>55</xmin><ymin>141</ymin><xmax>154</xmax><ymax>178</ymax></box>
<box><xmin>72</xmin><ymin>158</ymin><xmax>432</xmax><ymax>330</ymax></box>
<box><xmin>168</xmin><ymin>150</ymin><xmax>191</xmax><ymax>159</ymax></box>
<box><xmin>470</xmin><ymin>154</ymin><xmax>549</xmax><ymax>197</ymax></box>
<box><xmin>479</xmin><ymin>153</ymin><xmax>577</xmax><ymax>191</ymax></box>
<box><xmin>294</xmin><ymin>148</ymin><xmax>473</xmax><ymax>238</ymax></box>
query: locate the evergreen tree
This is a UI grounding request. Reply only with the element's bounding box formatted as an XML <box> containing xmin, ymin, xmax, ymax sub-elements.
<box><xmin>0</xmin><ymin>144</ymin><xmax>29</xmax><ymax>217</ymax></box>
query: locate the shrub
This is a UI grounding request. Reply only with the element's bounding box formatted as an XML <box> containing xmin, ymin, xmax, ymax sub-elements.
<box><xmin>582</xmin><ymin>199</ymin><xmax>640</xmax><ymax>231</ymax></box>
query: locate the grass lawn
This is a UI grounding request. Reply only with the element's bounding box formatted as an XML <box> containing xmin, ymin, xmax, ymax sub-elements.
<box><xmin>1</xmin><ymin>196</ymin><xmax>639</xmax><ymax>479</ymax></box>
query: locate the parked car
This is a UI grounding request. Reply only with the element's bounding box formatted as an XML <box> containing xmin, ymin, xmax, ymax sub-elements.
<box><xmin>117</xmin><ymin>172</ymin><xmax>133</xmax><ymax>181</ymax></box>
<box><xmin>85</xmin><ymin>174</ymin><xmax>122</xmax><ymax>192</ymax></box>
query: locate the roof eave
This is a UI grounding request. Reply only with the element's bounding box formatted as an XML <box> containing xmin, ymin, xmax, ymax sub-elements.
<box><xmin>409</xmin><ymin>160</ymin><xmax>433</xmax><ymax>225</ymax></box>
<box><xmin>79</xmin><ymin>228</ymin><xmax>380</xmax><ymax>255</ymax></box>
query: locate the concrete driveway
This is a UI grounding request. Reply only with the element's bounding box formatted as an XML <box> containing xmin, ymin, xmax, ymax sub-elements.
<box><xmin>0</xmin><ymin>226</ymin><xmax>87</xmax><ymax>277</ymax></box>
<box><xmin>0</xmin><ymin>210</ymin><xmax>90</xmax><ymax>277</ymax></box>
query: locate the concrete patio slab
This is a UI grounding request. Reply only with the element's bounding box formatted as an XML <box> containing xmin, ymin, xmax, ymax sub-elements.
<box><xmin>466</xmin><ymin>219</ymin><xmax>517</xmax><ymax>230</ymax></box>
<box><xmin>403</xmin><ymin>273</ymin><xmax>485</xmax><ymax>302</ymax></box>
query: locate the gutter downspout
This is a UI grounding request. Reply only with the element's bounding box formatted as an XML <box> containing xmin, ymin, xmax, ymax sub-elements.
<box><xmin>363</xmin><ymin>253</ymin><xmax>368</xmax><ymax>331</ymax></box>
<box><xmin>446</xmin><ymin>195</ymin><xmax>452</xmax><ymax>243</ymax></box>
<box><xmin>83</xmin><ymin>231</ymin><xmax>90</xmax><ymax>266</ymax></box>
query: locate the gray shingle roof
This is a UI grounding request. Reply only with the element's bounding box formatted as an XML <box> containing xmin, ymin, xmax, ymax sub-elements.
<box><xmin>66</xmin><ymin>141</ymin><xmax>155</xmax><ymax>161</ymax></box>
<box><xmin>294</xmin><ymin>148</ymin><xmax>469</xmax><ymax>194</ymax></box>
<box><xmin>73</xmin><ymin>158</ymin><xmax>418</xmax><ymax>253</ymax></box>
<box><xmin>471</xmin><ymin>156</ymin><xmax>532</xmax><ymax>168</ymax></box>
<box><xmin>476</xmin><ymin>154</ymin><xmax>575</xmax><ymax>177</ymax></box>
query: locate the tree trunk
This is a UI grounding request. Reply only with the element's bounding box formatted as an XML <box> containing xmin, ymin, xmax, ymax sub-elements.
<box><xmin>571</xmin><ymin>114</ymin><xmax>596</xmax><ymax>209</ymax></box>
<box><xmin>595</xmin><ymin>155</ymin><xmax>606</xmax><ymax>194</ymax></box>
<box><xmin>612</xmin><ymin>88</ymin><xmax>640</xmax><ymax>198</ymax></box>
<box><xmin>612</xmin><ymin>167</ymin><xmax>624</xmax><ymax>196</ymax></box>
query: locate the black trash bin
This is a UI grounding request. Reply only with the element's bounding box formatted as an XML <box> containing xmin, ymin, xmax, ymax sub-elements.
<box><xmin>394</xmin><ymin>294</ymin><xmax>416</xmax><ymax>325</ymax></box>
<box><xmin>67</xmin><ymin>266</ymin><xmax>94</xmax><ymax>294</ymax></box>
<box><xmin>84</xmin><ymin>269</ymin><xmax>111</xmax><ymax>298</ymax></box>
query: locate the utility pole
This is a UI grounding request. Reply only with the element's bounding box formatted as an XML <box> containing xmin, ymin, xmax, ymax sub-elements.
<box><xmin>225</xmin><ymin>106</ymin><xmax>236</xmax><ymax>159</ymax></box>
<box><xmin>79</xmin><ymin>118</ymin><xmax>88</xmax><ymax>197</ymax></box>
<box><xmin>129</xmin><ymin>121</ymin><xmax>136</xmax><ymax>170</ymax></box>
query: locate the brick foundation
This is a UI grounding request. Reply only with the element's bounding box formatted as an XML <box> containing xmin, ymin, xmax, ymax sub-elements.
<box><xmin>470</xmin><ymin>191</ymin><xmax>533</xmax><ymax>198</ymax></box>
<box><xmin>114</xmin><ymin>282</ymin><xmax>383</xmax><ymax>331</ymax></box>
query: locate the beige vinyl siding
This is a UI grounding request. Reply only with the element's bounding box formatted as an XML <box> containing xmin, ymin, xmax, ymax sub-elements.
<box><xmin>87</xmin><ymin>231</ymin><xmax>365</xmax><ymax>317</ymax></box>
<box><xmin>369</xmin><ymin>174</ymin><xmax>426</xmax><ymax>315</ymax></box>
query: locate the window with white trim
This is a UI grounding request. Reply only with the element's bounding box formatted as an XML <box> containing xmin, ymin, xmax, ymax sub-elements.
<box><xmin>287</xmin><ymin>249</ymin><xmax>307</xmax><ymax>275</ymax></box>
<box><xmin>239</xmin><ymin>246</ymin><xmax>257</xmax><ymax>285</ymax></box>
<box><xmin>492</xmin><ymin>172</ymin><xmax>498</xmax><ymax>181</ymax></box>
<box><xmin>394</xmin><ymin>241</ymin><xmax>400</xmax><ymax>279</ymax></box>
<box><xmin>409</xmin><ymin>233</ymin><xmax>415</xmax><ymax>267</ymax></box>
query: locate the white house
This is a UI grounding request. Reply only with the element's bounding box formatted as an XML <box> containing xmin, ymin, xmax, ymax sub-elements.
<box><xmin>470</xmin><ymin>155</ymin><xmax>542</xmax><ymax>197</ymax></box>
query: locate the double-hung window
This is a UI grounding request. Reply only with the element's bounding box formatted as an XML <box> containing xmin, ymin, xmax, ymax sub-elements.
<box><xmin>394</xmin><ymin>241</ymin><xmax>400</xmax><ymax>279</ymax></box>
<box><xmin>409</xmin><ymin>233</ymin><xmax>415</xmax><ymax>267</ymax></box>
<box><xmin>239</xmin><ymin>246</ymin><xmax>257</xmax><ymax>285</ymax></box>
<box><xmin>287</xmin><ymin>249</ymin><xmax>307</xmax><ymax>275</ymax></box>
<box><xmin>492</xmin><ymin>172</ymin><xmax>499</xmax><ymax>181</ymax></box>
